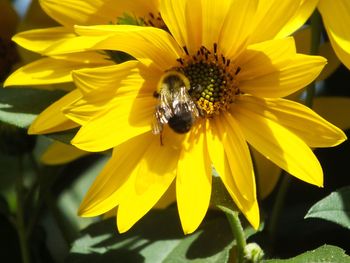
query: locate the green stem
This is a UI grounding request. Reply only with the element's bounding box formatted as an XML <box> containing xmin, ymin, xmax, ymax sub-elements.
<box><xmin>305</xmin><ymin>10</ymin><xmax>322</xmax><ymax>108</ymax></box>
<box><xmin>310</xmin><ymin>10</ymin><xmax>322</xmax><ymax>56</ymax></box>
<box><xmin>221</xmin><ymin>207</ymin><xmax>246</xmax><ymax>263</ymax></box>
<box><xmin>16</xmin><ymin>156</ymin><xmax>31</xmax><ymax>263</ymax></box>
<box><xmin>267</xmin><ymin>172</ymin><xmax>291</xmax><ymax>245</ymax></box>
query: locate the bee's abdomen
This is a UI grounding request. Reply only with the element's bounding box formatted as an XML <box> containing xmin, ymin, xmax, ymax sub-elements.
<box><xmin>168</xmin><ymin>111</ymin><xmax>194</xmax><ymax>134</ymax></box>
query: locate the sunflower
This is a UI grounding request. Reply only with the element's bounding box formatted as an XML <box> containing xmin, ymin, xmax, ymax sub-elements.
<box><xmin>4</xmin><ymin>0</ymin><xmax>164</xmax><ymax>133</ymax></box>
<box><xmin>34</xmin><ymin>0</ymin><xmax>347</xmax><ymax>234</ymax></box>
<box><xmin>5</xmin><ymin>0</ymin><xmax>329</xmax><ymax>134</ymax></box>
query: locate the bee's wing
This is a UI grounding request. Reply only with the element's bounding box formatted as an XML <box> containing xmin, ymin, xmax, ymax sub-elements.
<box><xmin>152</xmin><ymin>110</ymin><xmax>163</xmax><ymax>134</ymax></box>
<box><xmin>152</xmin><ymin>88</ymin><xmax>174</xmax><ymax>134</ymax></box>
<box><xmin>172</xmin><ymin>87</ymin><xmax>199</xmax><ymax>117</ymax></box>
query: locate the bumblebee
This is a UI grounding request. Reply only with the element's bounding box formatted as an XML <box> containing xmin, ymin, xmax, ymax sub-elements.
<box><xmin>152</xmin><ymin>71</ymin><xmax>199</xmax><ymax>136</ymax></box>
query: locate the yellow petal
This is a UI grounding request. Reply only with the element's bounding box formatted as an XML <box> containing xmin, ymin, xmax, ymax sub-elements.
<box><xmin>4</xmin><ymin>55</ymin><xmax>111</xmax><ymax>87</ymax></box>
<box><xmin>313</xmin><ymin>97</ymin><xmax>350</xmax><ymax>131</ymax></box>
<box><xmin>219</xmin><ymin>114</ymin><xmax>256</xmax><ymax>202</ymax></box>
<box><xmin>28</xmin><ymin>89</ymin><xmax>80</xmax><ymax>134</ymax></box>
<box><xmin>160</xmin><ymin>0</ymin><xmax>202</xmax><ymax>54</ymax></box>
<box><xmin>251</xmin><ymin>149</ymin><xmax>281</xmax><ymax>200</ymax></box>
<box><xmin>12</xmin><ymin>27</ymin><xmax>75</xmax><ymax>53</ymax></box>
<box><xmin>238</xmin><ymin>38</ymin><xmax>296</xmax><ymax>79</ymax></box>
<box><xmin>63</xmin><ymin>85</ymin><xmax>143</xmax><ymax>126</ymax></box>
<box><xmin>249</xmin><ymin>0</ymin><xmax>300</xmax><ymax>43</ymax></box>
<box><xmin>40</xmin><ymin>0</ymin><xmax>145</xmax><ymax>27</ymax></box>
<box><xmin>65</xmin><ymin>61</ymin><xmax>158</xmax><ymax>125</ymax></box>
<box><xmin>207</xmin><ymin>118</ymin><xmax>259</xmax><ymax>229</ymax></box>
<box><xmin>201</xmin><ymin>0</ymin><xmax>231</xmax><ymax>49</ymax></box>
<box><xmin>236</xmin><ymin>95</ymin><xmax>346</xmax><ymax>147</ymax></box>
<box><xmin>53</xmin><ymin>51</ymin><xmax>114</xmax><ymax>64</ymax></box>
<box><xmin>46</xmin><ymin>25</ymin><xmax>183</xmax><ymax>71</ymax></box>
<box><xmin>177</xmin><ymin>122</ymin><xmax>211</xmax><ymax>234</ymax></box>
<box><xmin>319</xmin><ymin>0</ymin><xmax>350</xmax><ymax>69</ymax></box>
<box><xmin>219</xmin><ymin>0</ymin><xmax>258</xmax><ymax>61</ymax></box>
<box><xmin>276</xmin><ymin>0</ymin><xmax>318</xmax><ymax>39</ymax></box>
<box><xmin>238</xmin><ymin>38</ymin><xmax>327</xmax><ymax>98</ymax></box>
<box><xmin>41</xmin><ymin>141</ymin><xmax>88</xmax><ymax>165</ymax></box>
<box><xmin>117</xmin><ymin>136</ymin><xmax>178</xmax><ymax>233</ymax></box>
<box><xmin>154</xmin><ymin>182</ymin><xmax>176</xmax><ymax>209</ymax></box>
<box><xmin>71</xmin><ymin>96</ymin><xmax>154</xmax><ymax>152</ymax></box>
<box><xmin>79</xmin><ymin>133</ymin><xmax>154</xmax><ymax>217</ymax></box>
<box><xmin>71</xmin><ymin>61</ymin><xmax>159</xmax><ymax>96</ymax></box>
<box><xmin>294</xmin><ymin>28</ymin><xmax>340</xmax><ymax>81</ymax></box>
<box><xmin>233</xmin><ymin>104</ymin><xmax>323</xmax><ymax>187</ymax></box>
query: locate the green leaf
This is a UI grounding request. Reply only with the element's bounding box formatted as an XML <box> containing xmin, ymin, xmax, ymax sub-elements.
<box><xmin>263</xmin><ymin>245</ymin><xmax>350</xmax><ymax>263</ymax></box>
<box><xmin>0</xmin><ymin>88</ymin><xmax>66</xmax><ymax>128</ymax></box>
<box><xmin>68</xmin><ymin>209</ymin><xmax>238</xmax><ymax>263</ymax></box>
<box><xmin>57</xmin><ymin>155</ymin><xmax>109</xmax><ymax>232</ymax></box>
<box><xmin>305</xmin><ymin>186</ymin><xmax>350</xmax><ymax>230</ymax></box>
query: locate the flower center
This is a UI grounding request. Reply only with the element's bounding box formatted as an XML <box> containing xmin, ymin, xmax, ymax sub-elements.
<box><xmin>175</xmin><ymin>44</ymin><xmax>240</xmax><ymax>116</ymax></box>
<box><xmin>152</xmin><ymin>44</ymin><xmax>241</xmax><ymax>136</ymax></box>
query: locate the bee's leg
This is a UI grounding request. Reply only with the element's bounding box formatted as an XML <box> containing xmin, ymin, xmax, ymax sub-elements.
<box><xmin>160</xmin><ymin>132</ymin><xmax>164</xmax><ymax>146</ymax></box>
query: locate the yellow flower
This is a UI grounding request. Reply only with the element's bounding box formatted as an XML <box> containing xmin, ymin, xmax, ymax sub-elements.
<box><xmin>35</xmin><ymin>0</ymin><xmax>346</xmax><ymax>234</ymax></box>
<box><xmin>5</xmin><ymin>0</ymin><xmax>327</xmax><ymax>135</ymax></box>
<box><xmin>4</xmin><ymin>0</ymin><xmax>162</xmax><ymax>133</ymax></box>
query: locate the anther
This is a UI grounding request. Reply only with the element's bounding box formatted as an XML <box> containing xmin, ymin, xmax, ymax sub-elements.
<box><xmin>221</xmin><ymin>55</ymin><xmax>226</xmax><ymax>64</ymax></box>
<box><xmin>213</xmin><ymin>43</ymin><xmax>217</xmax><ymax>54</ymax></box>
<box><xmin>177</xmin><ymin>58</ymin><xmax>184</xmax><ymax>65</ymax></box>
<box><xmin>235</xmin><ymin>66</ymin><xmax>241</xmax><ymax>75</ymax></box>
<box><xmin>183</xmin><ymin>46</ymin><xmax>189</xmax><ymax>55</ymax></box>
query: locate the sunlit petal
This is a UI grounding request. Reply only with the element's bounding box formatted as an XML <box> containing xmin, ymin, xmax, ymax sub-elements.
<box><xmin>117</xmin><ymin>135</ymin><xmax>178</xmax><ymax>232</ymax></box>
<box><xmin>79</xmin><ymin>133</ymin><xmax>154</xmax><ymax>217</ymax></box>
<box><xmin>28</xmin><ymin>90</ymin><xmax>80</xmax><ymax>134</ymax></box>
<box><xmin>319</xmin><ymin>0</ymin><xmax>350</xmax><ymax>69</ymax></box>
<box><xmin>236</xmin><ymin>95</ymin><xmax>347</xmax><ymax>147</ymax></box>
<box><xmin>233</xmin><ymin>104</ymin><xmax>323</xmax><ymax>187</ymax></box>
<box><xmin>41</xmin><ymin>141</ymin><xmax>88</xmax><ymax>165</ymax></box>
<box><xmin>177</xmin><ymin>122</ymin><xmax>211</xmax><ymax>234</ymax></box>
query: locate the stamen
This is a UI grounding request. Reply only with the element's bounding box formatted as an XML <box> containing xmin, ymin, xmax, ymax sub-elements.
<box><xmin>235</xmin><ymin>66</ymin><xmax>241</xmax><ymax>75</ymax></box>
<box><xmin>173</xmin><ymin>45</ymin><xmax>240</xmax><ymax>116</ymax></box>
<box><xmin>183</xmin><ymin>46</ymin><xmax>189</xmax><ymax>55</ymax></box>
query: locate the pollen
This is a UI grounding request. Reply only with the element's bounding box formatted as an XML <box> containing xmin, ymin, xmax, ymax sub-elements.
<box><xmin>176</xmin><ymin>44</ymin><xmax>240</xmax><ymax>116</ymax></box>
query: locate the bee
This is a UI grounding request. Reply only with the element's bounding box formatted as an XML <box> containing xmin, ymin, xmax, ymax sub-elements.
<box><xmin>152</xmin><ymin>71</ymin><xmax>199</xmax><ymax>139</ymax></box>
